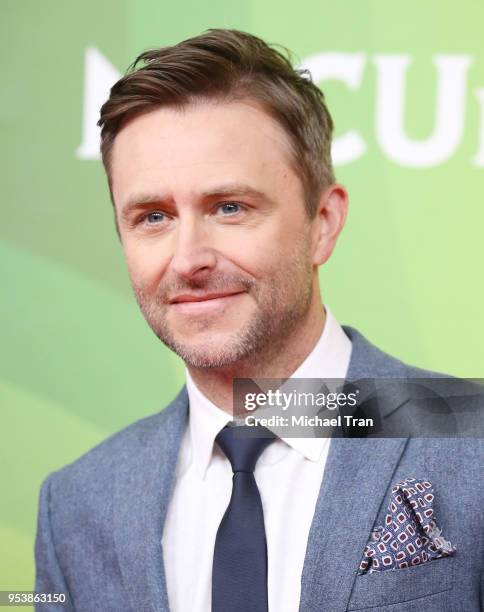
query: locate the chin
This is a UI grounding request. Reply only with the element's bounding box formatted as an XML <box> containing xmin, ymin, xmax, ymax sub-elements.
<box><xmin>177</xmin><ymin>349</ymin><xmax>240</xmax><ymax>370</ymax></box>
<box><xmin>166</xmin><ymin>333</ymin><xmax>251</xmax><ymax>369</ymax></box>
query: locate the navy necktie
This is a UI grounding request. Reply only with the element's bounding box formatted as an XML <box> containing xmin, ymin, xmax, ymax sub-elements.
<box><xmin>212</xmin><ymin>423</ymin><xmax>275</xmax><ymax>612</ymax></box>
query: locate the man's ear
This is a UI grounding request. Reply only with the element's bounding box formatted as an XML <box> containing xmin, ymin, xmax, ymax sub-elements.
<box><xmin>311</xmin><ymin>184</ymin><xmax>349</xmax><ymax>266</ymax></box>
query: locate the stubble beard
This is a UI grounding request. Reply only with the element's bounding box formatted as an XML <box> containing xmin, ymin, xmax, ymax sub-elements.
<box><xmin>132</xmin><ymin>240</ymin><xmax>314</xmax><ymax>371</ymax></box>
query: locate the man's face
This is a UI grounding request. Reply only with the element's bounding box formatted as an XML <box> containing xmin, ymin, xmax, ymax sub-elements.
<box><xmin>111</xmin><ymin>100</ymin><xmax>321</xmax><ymax>369</ymax></box>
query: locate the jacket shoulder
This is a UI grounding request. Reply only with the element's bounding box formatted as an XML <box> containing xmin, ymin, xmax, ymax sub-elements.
<box><xmin>343</xmin><ymin>325</ymin><xmax>454</xmax><ymax>379</ymax></box>
<box><xmin>44</xmin><ymin>387</ymin><xmax>188</xmax><ymax>496</ymax></box>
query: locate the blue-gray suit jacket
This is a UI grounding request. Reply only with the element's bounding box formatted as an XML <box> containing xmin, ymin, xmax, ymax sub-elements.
<box><xmin>34</xmin><ymin>327</ymin><xmax>484</xmax><ymax>611</ymax></box>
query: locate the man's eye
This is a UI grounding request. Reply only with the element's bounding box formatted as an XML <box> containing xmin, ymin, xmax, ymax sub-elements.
<box><xmin>144</xmin><ymin>212</ymin><xmax>165</xmax><ymax>224</ymax></box>
<box><xmin>218</xmin><ymin>202</ymin><xmax>242</xmax><ymax>215</ymax></box>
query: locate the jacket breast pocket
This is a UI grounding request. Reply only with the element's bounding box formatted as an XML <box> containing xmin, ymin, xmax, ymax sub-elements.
<box><xmin>347</xmin><ymin>557</ymin><xmax>455</xmax><ymax>611</ymax></box>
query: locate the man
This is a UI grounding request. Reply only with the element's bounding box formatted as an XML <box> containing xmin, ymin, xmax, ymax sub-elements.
<box><xmin>35</xmin><ymin>29</ymin><xmax>483</xmax><ymax>611</ymax></box>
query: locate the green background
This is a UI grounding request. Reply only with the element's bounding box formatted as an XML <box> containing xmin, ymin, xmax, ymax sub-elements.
<box><xmin>2</xmin><ymin>0</ymin><xmax>483</xmax><ymax>602</ymax></box>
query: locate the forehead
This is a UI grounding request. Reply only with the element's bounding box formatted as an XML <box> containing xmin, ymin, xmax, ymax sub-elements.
<box><xmin>110</xmin><ymin>100</ymin><xmax>302</xmax><ymax>209</ymax></box>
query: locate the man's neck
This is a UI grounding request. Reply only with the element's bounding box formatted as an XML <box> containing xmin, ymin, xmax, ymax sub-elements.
<box><xmin>187</xmin><ymin>305</ymin><xmax>326</xmax><ymax>414</ymax></box>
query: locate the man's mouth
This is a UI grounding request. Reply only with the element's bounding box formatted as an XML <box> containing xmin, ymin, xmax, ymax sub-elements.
<box><xmin>169</xmin><ymin>291</ymin><xmax>246</xmax><ymax>315</ymax></box>
<box><xmin>170</xmin><ymin>291</ymin><xmax>245</xmax><ymax>304</ymax></box>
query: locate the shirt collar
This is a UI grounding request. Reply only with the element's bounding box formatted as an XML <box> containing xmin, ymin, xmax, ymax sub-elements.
<box><xmin>185</xmin><ymin>370</ymin><xmax>232</xmax><ymax>479</ymax></box>
<box><xmin>185</xmin><ymin>305</ymin><xmax>352</xmax><ymax>477</ymax></box>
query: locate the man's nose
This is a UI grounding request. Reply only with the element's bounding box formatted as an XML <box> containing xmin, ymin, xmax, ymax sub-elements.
<box><xmin>170</xmin><ymin>218</ymin><xmax>217</xmax><ymax>280</ymax></box>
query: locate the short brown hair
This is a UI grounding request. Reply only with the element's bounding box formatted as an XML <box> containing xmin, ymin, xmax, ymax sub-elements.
<box><xmin>98</xmin><ymin>28</ymin><xmax>335</xmax><ymax>217</ymax></box>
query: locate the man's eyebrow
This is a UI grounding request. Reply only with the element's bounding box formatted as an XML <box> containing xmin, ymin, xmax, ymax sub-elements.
<box><xmin>199</xmin><ymin>183</ymin><xmax>272</xmax><ymax>202</ymax></box>
<box><xmin>121</xmin><ymin>193</ymin><xmax>170</xmax><ymax>216</ymax></box>
<box><xmin>120</xmin><ymin>183</ymin><xmax>274</xmax><ymax>215</ymax></box>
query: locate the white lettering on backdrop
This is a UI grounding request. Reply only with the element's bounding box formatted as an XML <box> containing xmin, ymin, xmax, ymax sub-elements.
<box><xmin>77</xmin><ymin>47</ymin><xmax>483</xmax><ymax>167</ymax></box>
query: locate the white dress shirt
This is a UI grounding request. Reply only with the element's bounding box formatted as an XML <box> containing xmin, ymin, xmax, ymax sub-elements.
<box><xmin>162</xmin><ymin>306</ymin><xmax>352</xmax><ymax>612</ymax></box>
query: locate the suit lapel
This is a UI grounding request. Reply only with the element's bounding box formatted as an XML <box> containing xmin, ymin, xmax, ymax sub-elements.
<box><xmin>299</xmin><ymin>325</ymin><xmax>410</xmax><ymax>612</ymax></box>
<box><xmin>113</xmin><ymin>389</ymin><xmax>188</xmax><ymax>612</ymax></box>
<box><xmin>298</xmin><ymin>437</ymin><xmax>408</xmax><ymax>612</ymax></box>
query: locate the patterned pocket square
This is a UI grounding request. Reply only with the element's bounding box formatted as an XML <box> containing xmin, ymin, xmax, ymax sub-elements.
<box><xmin>358</xmin><ymin>477</ymin><xmax>456</xmax><ymax>574</ymax></box>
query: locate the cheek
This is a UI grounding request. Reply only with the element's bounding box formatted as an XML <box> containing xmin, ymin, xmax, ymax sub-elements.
<box><xmin>123</xmin><ymin>240</ymin><xmax>170</xmax><ymax>290</ymax></box>
<box><xmin>231</xmin><ymin>221</ymin><xmax>308</xmax><ymax>277</ymax></box>
<box><xmin>216</xmin><ymin>230</ymin><xmax>281</xmax><ymax>280</ymax></box>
